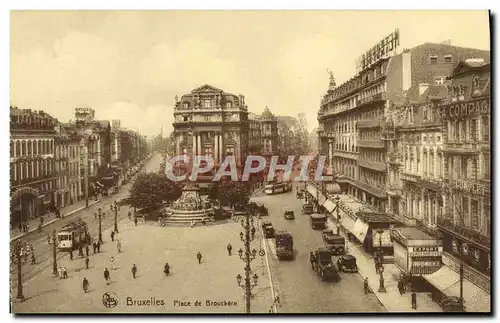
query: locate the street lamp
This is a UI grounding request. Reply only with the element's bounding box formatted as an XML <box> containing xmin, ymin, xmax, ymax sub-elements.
<box><xmin>98</xmin><ymin>208</ymin><xmax>103</xmax><ymax>244</ymax></box>
<box><xmin>334</xmin><ymin>196</ymin><xmax>341</xmax><ymax>235</ymax></box>
<box><xmin>15</xmin><ymin>240</ymin><xmax>25</xmax><ymax>302</ymax></box>
<box><xmin>235</xmin><ymin>211</ymin><xmax>260</xmax><ymax>314</ymax></box>
<box><xmin>376</xmin><ymin>229</ymin><xmax>386</xmax><ymax>293</ymax></box>
<box><xmin>52</xmin><ymin>229</ymin><xmax>58</xmax><ymax>276</ymax></box>
<box><xmin>114</xmin><ymin>202</ymin><xmax>119</xmax><ymax>233</ymax></box>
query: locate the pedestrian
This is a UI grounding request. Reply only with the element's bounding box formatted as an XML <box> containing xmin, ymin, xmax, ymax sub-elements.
<box><xmin>134</xmin><ymin>217</ymin><xmax>138</xmax><ymax>226</ymax></box>
<box><xmin>411</xmin><ymin>291</ymin><xmax>417</xmax><ymax>310</ymax></box>
<box><xmin>97</xmin><ymin>241</ymin><xmax>101</xmax><ymax>253</ymax></box>
<box><xmin>104</xmin><ymin>268</ymin><xmax>110</xmax><ymax>284</ymax></box>
<box><xmin>110</xmin><ymin>256</ymin><xmax>115</xmax><ymax>270</ymax></box>
<box><xmin>92</xmin><ymin>241</ymin><xmax>97</xmax><ymax>254</ymax></box>
<box><xmin>397</xmin><ymin>280</ymin><xmax>404</xmax><ymax>295</ymax></box>
<box><xmin>40</xmin><ymin>216</ymin><xmax>44</xmax><ymax>226</ymax></box>
<box><xmin>117</xmin><ymin>240</ymin><xmax>122</xmax><ymax>253</ymax></box>
<box><xmin>63</xmin><ymin>266</ymin><xmax>68</xmax><ymax>279</ymax></box>
<box><xmin>227</xmin><ymin>242</ymin><xmax>232</xmax><ymax>256</ymax></box>
<box><xmin>85</xmin><ymin>256</ymin><xmax>90</xmax><ymax>269</ymax></box>
<box><xmin>31</xmin><ymin>253</ymin><xmax>36</xmax><ymax>265</ymax></box>
<box><xmin>85</xmin><ymin>244</ymin><xmax>89</xmax><ymax>256</ymax></box>
<box><xmin>364</xmin><ymin>277</ymin><xmax>369</xmax><ymax>294</ymax></box>
<box><xmin>128</xmin><ymin>210</ymin><xmax>132</xmax><ymax>220</ymax></box>
<box><xmin>70</xmin><ymin>250</ymin><xmax>74</xmax><ymax>260</ymax></box>
<box><xmin>131</xmin><ymin>264</ymin><xmax>137</xmax><ymax>279</ymax></box>
<box><xmin>111</xmin><ymin>231</ymin><xmax>115</xmax><ymax>242</ymax></box>
<box><xmin>82</xmin><ymin>277</ymin><xmax>89</xmax><ymax>293</ymax></box>
<box><xmin>196</xmin><ymin>251</ymin><xmax>202</xmax><ymax>264</ymax></box>
<box><xmin>47</xmin><ymin>234</ymin><xmax>51</xmax><ymax>245</ymax></box>
<box><xmin>164</xmin><ymin>262</ymin><xmax>170</xmax><ymax>276</ymax></box>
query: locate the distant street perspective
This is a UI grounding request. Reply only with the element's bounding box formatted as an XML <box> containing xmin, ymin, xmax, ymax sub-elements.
<box><xmin>10</xmin><ymin>11</ymin><xmax>491</xmax><ymax>314</ymax></box>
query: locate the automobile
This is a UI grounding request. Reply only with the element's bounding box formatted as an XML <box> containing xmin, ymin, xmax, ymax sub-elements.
<box><xmin>336</xmin><ymin>255</ymin><xmax>358</xmax><ymax>273</ymax></box>
<box><xmin>262</xmin><ymin>221</ymin><xmax>275</xmax><ymax>238</ymax></box>
<box><xmin>302</xmin><ymin>203</ymin><xmax>314</xmax><ymax>215</ymax></box>
<box><xmin>284</xmin><ymin>209</ymin><xmax>295</xmax><ymax>220</ymax></box>
<box><xmin>440</xmin><ymin>296</ymin><xmax>464</xmax><ymax>312</ymax></box>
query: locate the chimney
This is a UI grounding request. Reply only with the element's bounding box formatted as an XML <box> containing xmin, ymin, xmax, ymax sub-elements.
<box><xmin>419</xmin><ymin>83</ymin><xmax>430</xmax><ymax>97</ymax></box>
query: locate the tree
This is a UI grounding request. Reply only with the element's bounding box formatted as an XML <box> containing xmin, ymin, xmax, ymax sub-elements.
<box><xmin>129</xmin><ymin>173</ymin><xmax>181</xmax><ymax>210</ymax></box>
<box><xmin>209</xmin><ymin>181</ymin><xmax>251</xmax><ymax>209</ymax></box>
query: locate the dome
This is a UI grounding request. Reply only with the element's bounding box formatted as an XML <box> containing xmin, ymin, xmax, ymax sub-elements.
<box><xmin>261</xmin><ymin>106</ymin><xmax>274</xmax><ymax>118</ymax></box>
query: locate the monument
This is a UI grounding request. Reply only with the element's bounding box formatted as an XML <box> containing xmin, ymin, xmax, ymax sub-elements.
<box><xmin>163</xmin><ymin>182</ymin><xmax>214</xmax><ymax>225</ymax></box>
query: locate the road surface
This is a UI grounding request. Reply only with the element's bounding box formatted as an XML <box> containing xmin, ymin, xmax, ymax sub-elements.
<box><xmin>251</xmin><ymin>184</ymin><xmax>386</xmax><ymax>313</ymax></box>
<box><xmin>10</xmin><ymin>154</ymin><xmax>161</xmax><ymax>291</ymax></box>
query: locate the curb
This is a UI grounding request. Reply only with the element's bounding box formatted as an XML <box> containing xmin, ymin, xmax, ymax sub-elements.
<box><xmin>10</xmin><ymin>200</ymin><xmax>101</xmax><ymax>243</ymax></box>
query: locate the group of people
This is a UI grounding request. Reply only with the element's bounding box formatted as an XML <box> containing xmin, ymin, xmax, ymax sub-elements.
<box><xmin>12</xmin><ymin>242</ymin><xmax>36</xmax><ymax>265</ymax></box>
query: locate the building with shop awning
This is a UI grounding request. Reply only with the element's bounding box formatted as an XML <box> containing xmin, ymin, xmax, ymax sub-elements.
<box><xmin>355</xmin><ymin>212</ymin><xmax>402</xmax><ymax>254</ymax></box>
<box><xmin>306</xmin><ymin>184</ymin><xmax>326</xmax><ymax>205</ymax></box>
<box><xmin>424</xmin><ymin>266</ymin><xmax>490</xmax><ymax>312</ymax></box>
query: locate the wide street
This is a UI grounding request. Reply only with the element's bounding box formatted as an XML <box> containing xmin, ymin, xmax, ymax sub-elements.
<box><xmin>10</xmin><ymin>154</ymin><xmax>162</xmax><ymax>295</ymax></box>
<box><xmin>251</xmin><ymin>184</ymin><xmax>386</xmax><ymax>313</ymax></box>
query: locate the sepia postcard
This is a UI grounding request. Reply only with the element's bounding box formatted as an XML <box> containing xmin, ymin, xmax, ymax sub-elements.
<box><xmin>9</xmin><ymin>10</ymin><xmax>491</xmax><ymax>314</ymax></box>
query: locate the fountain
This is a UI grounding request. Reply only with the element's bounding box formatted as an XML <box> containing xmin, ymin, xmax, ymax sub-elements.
<box><xmin>163</xmin><ymin>182</ymin><xmax>215</xmax><ymax>225</ymax></box>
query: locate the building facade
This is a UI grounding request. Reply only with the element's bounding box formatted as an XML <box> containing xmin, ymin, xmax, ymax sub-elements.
<box><xmin>260</xmin><ymin>107</ymin><xmax>279</xmax><ymax>155</ymax></box>
<box><xmin>10</xmin><ymin>107</ymin><xmax>57</xmax><ymax>226</ymax></box>
<box><xmin>438</xmin><ymin>59</ymin><xmax>491</xmax><ymax>292</ymax></box>
<box><xmin>318</xmin><ymin>40</ymin><xmax>490</xmax><ymax>214</ymax></box>
<box><xmin>173</xmin><ymin>84</ymin><xmax>249</xmax><ymax>166</ymax></box>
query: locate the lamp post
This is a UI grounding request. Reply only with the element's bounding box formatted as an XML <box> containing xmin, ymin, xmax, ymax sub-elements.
<box><xmin>334</xmin><ymin>196</ymin><xmax>341</xmax><ymax>235</ymax></box>
<box><xmin>52</xmin><ymin>229</ymin><xmax>58</xmax><ymax>276</ymax></box>
<box><xmin>234</xmin><ymin>211</ymin><xmax>259</xmax><ymax>314</ymax></box>
<box><xmin>98</xmin><ymin>208</ymin><xmax>103</xmax><ymax>243</ymax></box>
<box><xmin>15</xmin><ymin>240</ymin><xmax>25</xmax><ymax>302</ymax></box>
<box><xmin>377</xmin><ymin>229</ymin><xmax>386</xmax><ymax>292</ymax></box>
<box><xmin>114</xmin><ymin>202</ymin><xmax>119</xmax><ymax>233</ymax></box>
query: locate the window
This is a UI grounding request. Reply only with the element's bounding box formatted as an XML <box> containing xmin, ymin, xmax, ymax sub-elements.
<box><xmin>483</xmin><ymin>153</ymin><xmax>490</xmax><ymax>178</ymax></box>
<box><xmin>204</xmin><ymin>116</ymin><xmax>210</xmax><ymax>121</ymax></box>
<box><xmin>434</xmin><ymin>77</ymin><xmax>445</xmax><ymax>85</ymax></box>
<box><xmin>470</xmin><ymin>119</ymin><xmax>478</xmax><ymax>141</ymax></box>
<box><xmin>204</xmin><ymin>100</ymin><xmax>211</xmax><ymax>108</ymax></box>
<box><xmin>482</xmin><ymin>115</ymin><xmax>489</xmax><ymax>141</ymax></box>
<box><xmin>444</xmin><ymin>55</ymin><xmax>453</xmax><ymax>64</ymax></box>
<box><xmin>462</xmin><ymin>197</ymin><xmax>469</xmax><ymax>225</ymax></box>
<box><xmin>183</xmin><ymin>103</ymin><xmax>189</xmax><ymax>109</ymax></box>
<box><xmin>484</xmin><ymin>203</ymin><xmax>490</xmax><ymax>237</ymax></box>
<box><xmin>429</xmin><ymin>56</ymin><xmax>438</xmax><ymax>64</ymax></box>
<box><xmin>471</xmin><ymin>200</ymin><xmax>479</xmax><ymax>229</ymax></box>
<box><xmin>226</xmin><ymin>102</ymin><xmax>232</xmax><ymax>108</ymax></box>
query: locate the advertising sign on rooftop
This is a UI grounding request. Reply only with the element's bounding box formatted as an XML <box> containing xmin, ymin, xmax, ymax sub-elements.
<box><xmin>356</xmin><ymin>29</ymin><xmax>400</xmax><ymax>73</ymax></box>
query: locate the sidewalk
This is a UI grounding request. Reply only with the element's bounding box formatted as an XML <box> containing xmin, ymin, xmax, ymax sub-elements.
<box><xmin>11</xmin><ymin>199</ymin><xmax>101</xmax><ymax>242</ymax></box>
<box><xmin>325</xmin><ymin>218</ymin><xmax>442</xmax><ymax>312</ymax></box>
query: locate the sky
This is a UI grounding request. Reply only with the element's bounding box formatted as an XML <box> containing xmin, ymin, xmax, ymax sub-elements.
<box><xmin>10</xmin><ymin>10</ymin><xmax>491</xmax><ymax>137</ymax></box>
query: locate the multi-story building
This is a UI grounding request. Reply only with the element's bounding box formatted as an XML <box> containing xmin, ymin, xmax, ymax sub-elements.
<box><xmin>260</xmin><ymin>107</ymin><xmax>279</xmax><ymax>155</ymax></box>
<box><xmin>111</xmin><ymin>120</ymin><xmax>122</xmax><ymax>163</ymax></box>
<box><xmin>173</xmin><ymin>84</ymin><xmax>249</xmax><ymax>166</ymax></box>
<box><xmin>248</xmin><ymin>112</ymin><xmax>262</xmax><ymax>152</ymax></box>
<box><xmin>438</xmin><ymin>59</ymin><xmax>491</xmax><ymax>295</ymax></box>
<box><xmin>309</xmin><ymin>127</ymin><xmax>319</xmax><ymax>154</ymax></box>
<box><xmin>318</xmin><ymin>36</ymin><xmax>490</xmax><ymax>214</ymax></box>
<box><xmin>391</xmin><ymin>85</ymin><xmax>447</xmax><ymax>233</ymax></box>
<box><xmin>54</xmin><ymin>124</ymin><xmax>82</xmax><ymax>208</ymax></box>
<box><xmin>10</xmin><ymin>107</ymin><xmax>57</xmax><ymax>226</ymax></box>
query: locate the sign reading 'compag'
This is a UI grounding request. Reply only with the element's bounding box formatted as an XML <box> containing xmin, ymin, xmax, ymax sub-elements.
<box><xmin>439</xmin><ymin>98</ymin><xmax>490</xmax><ymax>120</ymax></box>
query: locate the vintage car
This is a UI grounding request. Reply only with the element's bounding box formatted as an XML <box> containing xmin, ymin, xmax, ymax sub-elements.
<box><xmin>262</xmin><ymin>221</ymin><xmax>275</xmax><ymax>238</ymax></box>
<box><xmin>302</xmin><ymin>203</ymin><xmax>314</xmax><ymax>215</ymax></box>
<box><xmin>336</xmin><ymin>255</ymin><xmax>358</xmax><ymax>273</ymax></box>
<box><xmin>296</xmin><ymin>190</ymin><xmax>304</xmax><ymax>199</ymax></box>
<box><xmin>284</xmin><ymin>209</ymin><xmax>295</xmax><ymax>220</ymax></box>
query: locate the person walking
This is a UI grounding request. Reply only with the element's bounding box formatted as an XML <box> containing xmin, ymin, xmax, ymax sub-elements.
<box><xmin>196</xmin><ymin>251</ymin><xmax>202</xmax><ymax>264</ymax></box>
<box><xmin>82</xmin><ymin>277</ymin><xmax>89</xmax><ymax>293</ymax></box>
<box><xmin>104</xmin><ymin>268</ymin><xmax>110</xmax><ymax>284</ymax></box>
<box><xmin>97</xmin><ymin>241</ymin><xmax>101</xmax><ymax>253</ymax></box>
<box><xmin>117</xmin><ymin>240</ymin><xmax>122</xmax><ymax>253</ymax></box>
<box><xmin>131</xmin><ymin>264</ymin><xmax>137</xmax><ymax>279</ymax></box>
<box><xmin>111</xmin><ymin>231</ymin><xmax>115</xmax><ymax>242</ymax></box>
<box><xmin>397</xmin><ymin>280</ymin><xmax>404</xmax><ymax>295</ymax></box>
<box><xmin>128</xmin><ymin>210</ymin><xmax>132</xmax><ymax>220</ymax></box>
<box><xmin>47</xmin><ymin>234</ymin><xmax>51</xmax><ymax>245</ymax></box>
<box><xmin>85</xmin><ymin>256</ymin><xmax>90</xmax><ymax>269</ymax></box>
<box><xmin>164</xmin><ymin>262</ymin><xmax>170</xmax><ymax>276</ymax></box>
<box><xmin>62</xmin><ymin>266</ymin><xmax>68</xmax><ymax>279</ymax></box>
<box><xmin>411</xmin><ymin>291</ymin><xmax>417</xmax><ymax>310</ymax></box>
<box><xmin>92</xmin><ymin>241</ymin><xmax>97</xmax><ymax>254</ymax></box>
<box><xmin>364</xmin><ymin>277</ymin><xmax>369</xmax><ymax>294</ymax></box>
<box><xmin>134</xmin><ymin>217</ymin><xmax>138</xmax><ymax>226</ymax></box>
<box><xmin>227</xmin><ymin>242</ymin><xmax>232</xmax><ymax>256</ymax></box>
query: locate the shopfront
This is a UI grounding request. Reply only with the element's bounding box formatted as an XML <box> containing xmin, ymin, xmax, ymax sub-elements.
<box><xmin>391</xmin><ymin>227</ymin><xmax>443</xmax><ymax>275</ymax></box>
<box><xmin>353</xmin><ymin>212</ymin><xmax>400</xmax><ymax>254</ymax></box>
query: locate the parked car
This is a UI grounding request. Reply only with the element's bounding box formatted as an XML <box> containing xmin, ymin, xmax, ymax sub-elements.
<box><xmin>284</xmin><ymin>209</ymin><xmax>295</xmax><ymax>220</ymax></box>
<box><xmin>262</xmin><ymin>221</ymin><xmax>275</xmax><ymax>238</ymax></box>
<box><xmin>336</xmin><ymin>255</ymin><xmax>358</xmax><ymax>273</ymax></box>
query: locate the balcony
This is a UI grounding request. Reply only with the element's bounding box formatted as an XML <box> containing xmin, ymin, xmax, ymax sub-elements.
<box><xmin>357</xmin><ymin>92</ymin><xmax>387</xmax><ymax>108</ymax></box>
<box><xmin>358</xmin><ymin>159</ymin><xmax>387</xmax><ymax>172</ymax></box>
<box><xmin>387</xmin><ymin>152</ymin><xmax>402</xmax><ymax>165</ymax></box>
<box><xmin>357</xmin><ymin>119</ymin><xmax>382</xmax><ymax>129</ymax></box>
<box><xmin>437</xmin><ymin>217</ymin><xmax>490</xmax><ymax>250</ymax></box>
<box><xmin>11</xmin><ymin>174</ymin><xmax>58</xmax><ymax>189</ymax></box>
<box><xmin>357</xmin><ymin>139</ymin><xmax>385</xmax><ymax>149</ymax></box>
<box><xmin>400</xmin><ymin>171</ymin><xmax>420</xmax><ymax>183</ymax></box>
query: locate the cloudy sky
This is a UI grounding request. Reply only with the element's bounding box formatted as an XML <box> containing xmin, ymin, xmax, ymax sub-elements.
<box><xmin>10</xmin><ymin>10</ymin><xmax>490</xmax><ymax>136</ymax></box>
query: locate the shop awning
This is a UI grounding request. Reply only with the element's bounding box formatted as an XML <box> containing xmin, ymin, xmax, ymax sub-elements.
<box><xmin>351</xmin><ymin>219</ymin><xmax>370</xmax><ymax>243</ymax></box>
<box><xmin>443</xmin><ymin>279</ymin><xmax>491</xmax><ymax>313</ymax></box>
<box><xmin>322</xmin><ymin>199</ymin><xmax>336</xmax><ymax>213</ymax></box>
<box><xmin>340</xmin><ymin>216</ymin><xmax>356</xmax><ymax>232</ymax></box>
<box><xmin>424</xmin><ymin>266</ymin><xmax>459</xmax><ymax>291</ymax></box>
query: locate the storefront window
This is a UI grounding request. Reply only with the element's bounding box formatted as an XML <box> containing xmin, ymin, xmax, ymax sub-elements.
<box><xmin>482</xmin><ymin>115</ymin><xmax>489</xmax><ymax>141</ymax></box>
<box><xmin>471</xmin><ymin>199</ymin><xmax>479</xmax><ymax>229</ymax></box>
